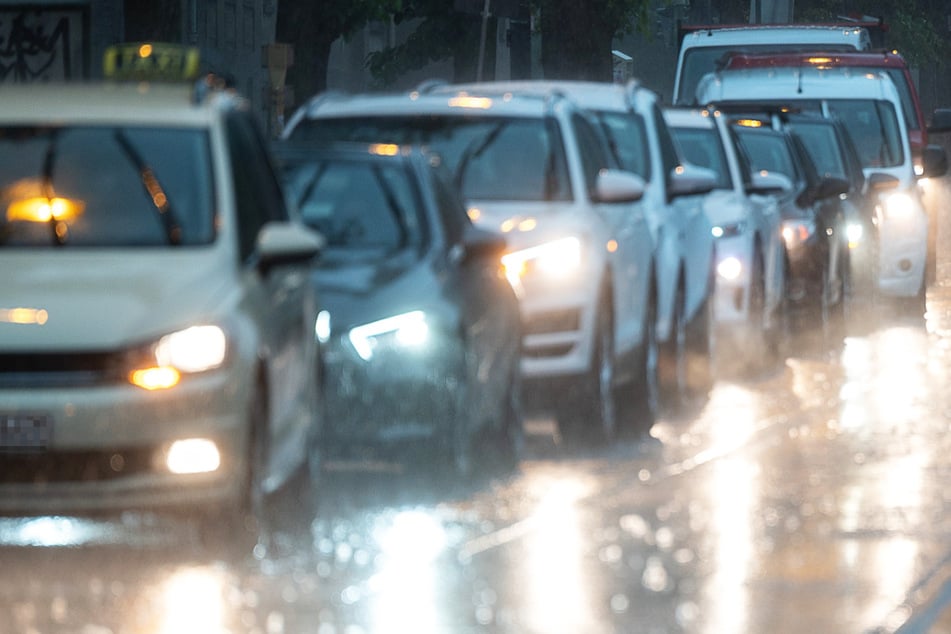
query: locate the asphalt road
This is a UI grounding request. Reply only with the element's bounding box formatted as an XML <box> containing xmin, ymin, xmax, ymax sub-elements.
<box><xmin>3</xmin><ymin>185</ymin><xmax>951</xmax><ymax>634</ymax></box>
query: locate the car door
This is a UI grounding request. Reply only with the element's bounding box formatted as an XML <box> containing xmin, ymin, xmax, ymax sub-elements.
<box><xmin>225</xmin><ymin>111</ymin><xmax>317</xmax><ymax>487</ymax></box>
<box><xmin>572</xmin><ymin>110</ymin><xmax>653</xmax><ymax>369</ymax></box>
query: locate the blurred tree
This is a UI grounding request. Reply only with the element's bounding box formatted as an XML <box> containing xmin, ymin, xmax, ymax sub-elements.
<box><xmin>275</xmin><ymin>0</ymin><xmax>401</xmax><ymax>101</ymax></box>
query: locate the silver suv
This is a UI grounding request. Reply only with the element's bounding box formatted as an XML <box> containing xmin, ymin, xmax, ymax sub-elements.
<box><xmin>284</xmin><ymin>84</ymin><xmax>659</xmax><ymax>443</ymax></box>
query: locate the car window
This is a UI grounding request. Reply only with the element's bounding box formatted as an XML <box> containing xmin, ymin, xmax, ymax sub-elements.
<box><xmin>280</xmin><ymin>157</ymin><xmax>424</xmax><ymax>256</ymax></box>
<box><xmin>734</xmin><ymin>128</ymin><xmax>797</xmax><ymax>180</ymax></box>
<box><xmin>825</xmin><ymin>99</ymin><xmax>905</xmax><ymax>168</ymax></box>
<box><xmin>226</xmin><ymin>111</ymin><xmax>289</xmax><ymax>260</ymax></box>
<box><xmin>670</xmin><ymin>126</ymin><xmax>732</xmax><ymax>189</ymax></box>
<box><xmin>0</xmin><ymin>125</ymin><xmax>214</xmax><ymax>247</ymax></box>
<box><xmin>291</xmin><ymin>116</ymin><xmax>573</xmax><ymax>203</ymax></box>
<box><xmin>596</xmin><ymin>110</ymin><xmax>651</xmax><ymax>180</ymax></box>
<box><xmin>788</xmin><ymin>121</ymin><xmax>848</xmax><ymax>181</ymax></box>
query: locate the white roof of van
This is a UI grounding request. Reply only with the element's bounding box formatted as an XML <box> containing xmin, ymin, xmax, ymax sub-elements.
<box><xmin>680</xmin><ymin>25</ymin><xmax>869</xmax><ymax>48</ymax></box>
<box><xmin>696</xmin><ymin>66</ymin><xmax>900</xmax><ymax>104</ymax></box>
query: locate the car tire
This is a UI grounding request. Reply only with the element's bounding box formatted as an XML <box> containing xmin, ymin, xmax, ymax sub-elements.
<box><xmin>684</xmin><ymin>290</ymin><xmax>715</xmax><ymax>397</ymax></box>
<box><xmin>495</xmin><ymin>367</ymin><xmax>524</xmax><ymax>472</ymax></box>
<box><xmin>556</xmin><ymin>299</ymin><xmax>617</xmax><ymax>446</ymax></box>
<box><xmin>659</xmin><ymin>282</ymin><xmax>688</xmax><ymax>415</ymax></box>
<box><xmin>627</xmin><ymin>290</ymin><xmax>660</xmax><ymax>435</ymax></box>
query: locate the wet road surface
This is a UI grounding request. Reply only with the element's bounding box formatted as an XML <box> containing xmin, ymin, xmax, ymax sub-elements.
<box><xmin>4</xmin><ymin>196</ymin><xmax>951</xmax><ymax>634</ymax></box>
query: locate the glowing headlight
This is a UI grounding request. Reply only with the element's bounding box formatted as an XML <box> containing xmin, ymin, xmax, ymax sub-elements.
<box><xmin>881</xmin><ymin>192</ymin><xmax>915</xmax><ymax>219</ymax></box>
<box><xmin>166</xmin><ymin>438</ymin><xmax>221</xmax><ymax>474</ymax></box>
<box><xmin>846</xmin><ymin>222</ymin><xmax>864</xmax><ymax>249</ymax></box>
<box><xmin>315</xmin><ymin>310</ymin><xmax>331</xmax><ymax>344</ymax></box>
<box><xmin>781</xmin><ymin>219</ymin><xmax>815</xmax><ymax>247</ymax></box>
<box><xmin>500</xmin><ymin>236</ymin><xmax>583</xmax><ymax>287</ymax></box>
<box><xmin>716</xmin><ymin>256</ymin><xmax>743</xmax><ymax>280</ymax></box>
<box><xmin>348</xmin><ymin>310</ymin><xmax>428</xmax><ymax>361</ymax></box>
<box><xmin>128</xmin><ymin>325</ymin><xmax>227</xmax><ymax>390</ymax></box>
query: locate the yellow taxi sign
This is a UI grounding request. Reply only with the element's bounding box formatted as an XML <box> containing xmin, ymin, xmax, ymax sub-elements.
<box><xmin>103</xmin><ymin>42</ymin><xmax>200</xmax><ymax>81</ymax></box>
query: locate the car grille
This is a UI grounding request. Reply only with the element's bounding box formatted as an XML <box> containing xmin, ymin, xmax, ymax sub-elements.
<box><xmin>0</xmin><ymin>447</ymin><xmax>156</xmax><ymax>483</ymax></box>
<box><xmin>0</xmin><ymin>352</ymin><xmax>126</xmax><ymax>389</ymax></box>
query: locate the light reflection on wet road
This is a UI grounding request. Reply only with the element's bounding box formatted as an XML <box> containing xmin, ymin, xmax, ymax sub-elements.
<box><xmin>4</xmin><ymin>197</ymin><xmax>951</xmax><ymax>633</ymax></box>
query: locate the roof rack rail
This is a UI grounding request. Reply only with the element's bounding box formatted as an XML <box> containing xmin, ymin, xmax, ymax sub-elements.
<box><xmin>414</xmin><ymin>78</ymin><xmax>450</xmax><ymax>94</ymax></box>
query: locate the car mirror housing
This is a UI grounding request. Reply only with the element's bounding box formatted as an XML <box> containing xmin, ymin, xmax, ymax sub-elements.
<box><xmin>256</xmin><ymin>221</ymin><xmax>324</xmax><ymax>272</ymax></box>
<box><xmin>594</xmin><ymin>169</ymin><xmax>646</xmax><ymax>203</ymax></box>
<box><xmin>748</xmin><ymin>170</ymin><xmax>793</xmax><ymax>195</ymax></box>
<box><xmin>669</xmin><ymin>162</ymin><xmax>717</xmax><ymax>198</ymax></box>
<box><xmin>920</xmin><ymin>144</ymin><xmax>948</xmax><ymax>179</ymax></box>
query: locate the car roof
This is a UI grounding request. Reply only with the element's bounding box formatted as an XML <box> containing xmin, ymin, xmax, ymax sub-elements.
<box><xmin>699</xmin><ymin>66</ymin><xmax>901</xmax><ymax>103</ymax></box>
<box><xmin>662</xmin><ymin>107</ymin><xmax>718</xmax><ymax>129</ymax></box>
<box><xmin>679</xmin><ymin>24</ymin><xmax>870</xmax><ymax>48</ymax></box>
<box><xmin>0</xmin><ymin>81</ymin><xmax>239</xmax><ymax>126</ymax></box>
<box><xmin>289</xmin><ymin>87</ymin><xmax>556</xmax><ymax>127</ymax></box>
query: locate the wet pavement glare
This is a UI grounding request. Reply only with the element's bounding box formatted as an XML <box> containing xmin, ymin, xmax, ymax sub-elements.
<box><xmin>4</xmin><ymin>182</ymin><xmax>951</xmax><ymax>634</ymax></box>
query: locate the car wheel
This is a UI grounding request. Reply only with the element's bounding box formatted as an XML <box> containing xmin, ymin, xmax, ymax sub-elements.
<box><xmin>556</xmin><ymin>300</ymin><xmax>617</xmax><ymax>446</ymax></box>
<box><xmin>495</xmin><ymin>367</ymin><xmax>524</xmax><ymax>472</ymax></box>
<box><xmin>685</xmin><ymin>290</ymin><xmax>714</xmax><ymax>397</ymax></box>
<box><xmin>659</xmin><ymin>282</ymin><xmax>688</xmax><ymax>414</ymax></box>
<box><xmin>627</xmin><ymin>290</ymin><xmax>660</xmax><ymax>435</ymax></box>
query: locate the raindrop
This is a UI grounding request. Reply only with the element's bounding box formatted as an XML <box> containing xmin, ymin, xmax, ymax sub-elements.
<box><xmin>854</xmin><ymin>453</ymin><xmax>867</xmax><ymax>465</ymax></box>
<box><xmin>600</xmin><ymin>543</ymin><xmax>623</xmax><ymax>564</ymax></box>
<box><xmin>638</xmin><ymin>469</ymin><xmax>651</xmax><ymax>482</ymax></box>
<box><xmin>266</xmin><ymin>611</ymin><xmax>285</xmax><ymax>634</ymax></box>
<box><xmin>50</xmin><ymin>596</ymin><xmax>68</xmax><ymax>623</ymax></box>
<box><xmin>619</xmin><ymin>514</ymin><xmax>649</xmax><ymax>539</ymax></box>
<box><xmin>253</xmin><ymin>542</ymin><xmax>268</xmax><ymax>560</ymax></box>
<box><xmin>475</xmin><ymin>605</ymin><xmax>494</xmax><ymax>625</ymax></box>
<box><xmin>610</xmin><ymin>594</ymin><xmax>630</xmax><ymax>613</ymax></box>
<box><xmin>676</xmin><ymin>601</ymin><xmax>700</xmax><ymax>625</ymax></box>
<box><xmin>673</xmin><ymin>548</ymin><xmax>694</xmax><ymax>564</ymax></box>
<box><xmin>642</xmin><ymin>556</ymin><xmax>669</xmax><ymax>593</ymax></box>
<box><xmin>281</xmin><ymin>584</ymin><xmax>299</xmax><ymax>604</ymax></box>
<box><xmin>317</xmin><ymin>623</ymin><xmax>337</xmax><ymax>634</ymax></box>
<box><xmin>655</xmin><ymin>526</ymin><xmax>674</xmax><ymax>550</ymax></box>
<box><xmin>340</xmin><ymin>586</ymin><xmax>361</xmax><ymax>605</ymax></box>
<box><xmin>353</xmin><ymin>549</ymin><xmax>371</xmax><ymax>566</ymax></box>
<box><xmin>316</xmin><ymin>561</ymin><xmax>332</xmax><ymax>577</ymax></box>
<box><xmin>336</xmin><ymin>542</ymin><xmax>353</xmax><ymax>563</ymax></box>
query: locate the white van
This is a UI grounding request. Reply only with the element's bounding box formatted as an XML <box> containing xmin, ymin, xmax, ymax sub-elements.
<box><xmin>697</xmin><ymin>66</ymin><xmax>934</xmax><ymax>303</ymax></box>
<box><xmin>673</xmin><ymin>24</ymin><xmax>871</xmax><ymax>105</ymax></box>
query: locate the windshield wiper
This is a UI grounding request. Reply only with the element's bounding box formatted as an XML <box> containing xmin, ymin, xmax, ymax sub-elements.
<box><xmin>113</xmin><ymin>130</ymin><xmax>183</xmax><ymax>245</ymax></box>
<box><xmin>455</xmin><ymin>121</ymin><xmax>509</xmax><ymax>191</ymax></box>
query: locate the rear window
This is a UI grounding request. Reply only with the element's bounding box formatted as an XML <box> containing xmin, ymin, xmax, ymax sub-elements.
<box><xmin>0</xmin><ymin>126</ymin><xmax>214</xmax><ymax>248</ymax></box>
<box><xmin>291</xmin><ymin>116</ymin><xmax>573</xmax><ymax>203</ymax></box>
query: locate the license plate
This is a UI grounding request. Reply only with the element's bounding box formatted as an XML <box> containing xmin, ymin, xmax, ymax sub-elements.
<box><xmin>0</xmin><ymin>413</ymin><xmax>52</xmax><ymax>449</ymax></box>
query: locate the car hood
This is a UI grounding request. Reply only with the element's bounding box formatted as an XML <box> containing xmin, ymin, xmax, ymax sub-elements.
<box><xmin>314</xmin><ymin>250</ymin><xmax>438</xmax><ymax>332</ymax></box>
<box><xmin>464</xmin><ymin>199</ymin><xmax>592</xmax><ymax>250</ymax></box>
<box><xmin>0</xmin><ymin>249</ymin><xmax>237</xmax><ymax>351</ymax></box>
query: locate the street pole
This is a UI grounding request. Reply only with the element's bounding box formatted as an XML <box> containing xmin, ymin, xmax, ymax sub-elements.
<box><xmin>477</xmin><ymin>0</ymin><xmax>491</xmax><ymax>81</ymax></box>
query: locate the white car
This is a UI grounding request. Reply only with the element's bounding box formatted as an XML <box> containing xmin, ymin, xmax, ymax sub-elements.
<box><xmin>697</xmin><ymin>66</ymin><xmax>941</xmax><ymax>304</ymax></box>
<box><xmin>454</xmin><ymin>81</ymin><xmax>720</xmax><ymax>404</ymax></box>
<box><xmin>0</xmin><ymin>80</ymin><xmax>324</xmax><ymax>534</ymax></box>
<box><xmin>283</xmin><ymin>83</ymin><xmax>659</xmax><ymax>443</ymax></box>
<box><xmin>664</xmin><ymin>107</ymin><xmax>787</xmax><ymax>371</ymax></box>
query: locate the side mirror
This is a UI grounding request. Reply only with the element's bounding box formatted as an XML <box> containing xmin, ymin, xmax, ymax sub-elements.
<box><xmin>748</xmin><ymin>170</ymin><xmax>793</xmax><ymax>195</ymax></box>
<box><xmin>920</xmin><ymin>144</ymin><xmax>948</xmax><ymax>179</ymax></box>
<box><xmin>669</xmin><ymin>162</ymin><xmax>717</xmax><ymax>198</ymax></box>
<box><xmin>866</xmin><ymin>172</ymin><xmax>900</xmax><ymax>192</ymax></box>
<box><xmin>256</xmin><ymin>221</ymin><xmax>324</xmax><ymax>272</ymax></box>
<box><xmin>462</xmin><ymin>224</ymin><xmax>507</xmax><ymax>262</ymax></box>
<box><xmin>928</xmin><ymin>108</ymin><xmax>951</xmax><ymax>134</ymax></box>
<box><xmin>594</xmin><ymin>169</ymin><xmax>646</xmax><ymax>203</ymax></box>
<box><xmin>813</xmin><ymin>176</ymin><xmax>850</xmax><ymax>201</ymax></box>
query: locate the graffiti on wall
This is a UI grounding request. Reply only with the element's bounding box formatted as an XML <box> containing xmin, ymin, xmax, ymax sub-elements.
<box><xmin>0</xmin><ymin>8</ymin><xmax>87</xmax><ymax>83</ymax></box>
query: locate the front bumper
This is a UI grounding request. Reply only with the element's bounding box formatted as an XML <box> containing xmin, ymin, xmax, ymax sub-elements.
<box><xmin>0</xmin><ymin>368</ymin><xmax>249</xmax><ymax>514</ymax></box>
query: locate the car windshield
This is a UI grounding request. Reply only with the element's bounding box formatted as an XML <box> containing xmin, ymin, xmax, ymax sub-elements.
<box><xmin>734</xmin><ymin>128</ymin><xmax>797</xmax><ymax>180</ymax></box>
<box><xmin>669</xmin><ymin>126</ymin><xmax>733</xmax><ymax>189</ymax></box>
<box><xmin>0</xmin><ymin>125</ymin><xmax>214</xmax><ymax>247</ymax></box>
<box><xmin>291</xmin><ymin>115</ymin><xmax>572</xmax><ymax>202</ymax></box>
<box><xmin>277</xmin><ymin>155</ymin><xmax>425</xmax><ymax>258</ymax></box>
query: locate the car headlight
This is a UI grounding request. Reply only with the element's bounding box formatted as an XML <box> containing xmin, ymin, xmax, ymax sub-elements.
<box><xmin>711</xmin><ymin>221</ymin><xmax>747</xmax><ymax>239</ymax></box>
<box><xmin>781</xmin><ymin>219</ymin><xmax>815</xmax><ymax>248</ymax></box>
<box><xmin>500</xmin><ymin>236</ymin><xmax>583</xmax><ymax>287</ymax></box>
<box><xmin>716</xmin><ymin>256</ymin><xmax>743</xmax><ymax>281</ymax></box>
<box><xmin>348</xmin><ymin>310</ymin><xmax>429</xmax><ymax>361</ymax></box>
<box><xmin>880</xmin><ymin>191</ymin><xmax>915</xmax><ymax>220</ymax></box>
<box><xmin>128</xmin><ymin>325</ymin><xmax>228</xmax><ymax>390</ymax></box>
<box><xmin>846</xmin><ymin>222</ymin><xmax>864</xmax><ymax>249</ymax></box>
